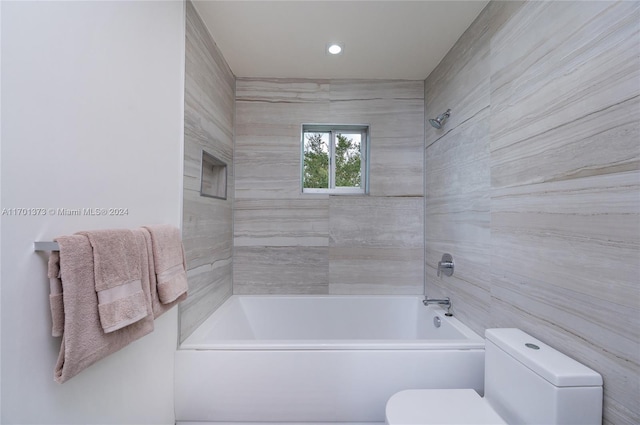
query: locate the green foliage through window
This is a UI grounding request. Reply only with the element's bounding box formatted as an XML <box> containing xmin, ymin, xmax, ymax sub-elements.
<box><xmin>335</xmin><ymin>134</ymin><xmax>361</xmax><ymax>187</ymax></box>
<box><xmin>302</xmin><ymin>125</ymin><xmax>368</xmax><ymax>193</ymax></box>
<box><xmin>303</xmin><ymin>132</ymin><xmax>329</xmax><ymax>189</ymax></box>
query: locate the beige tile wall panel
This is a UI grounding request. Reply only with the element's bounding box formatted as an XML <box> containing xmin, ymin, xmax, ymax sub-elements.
<box><xmin>234</xmin><ymin>198</ymin><xmax>329</xmax><ymax>247</ymax></box>
<box><xmin>180</xmin><ymin>261</ymin><xmax>233</xmax><ymax>339</ymax></box>
<box><xmin>424</xmin><ymin>0</ymin><xmax>493</xmax><ymax>333</ymax></box>
<box><xmin>329</xmin><ymin>197</ymin><xmax>424</xmax><ymax>247</ymax></box>
<box><xmin>330</xmin><ymin>247</ymin><xmax>424</xmax><ymax>295</ymax></box>
<box><xmin>425</xmin><ymin>1</ymin><xmax>639</xmax><ymax>423</ymax></box>
<box><xmin>235</xmin><ymin>80</ymin><xmax>330</xmax><ymax>200</ymax></box>
<box><xmin>490</xmin><ymin>6</ymin><xmax>639</xmax><ymax>423</ymax></box>
<box><xmin>181</xmin><ymin>1</ymin><xmax>235</xmax><ymax>342</ymax></box>
<box><xmin>491</xmin><ymin>2</ymin><xmax>640</xmax><ymax>418</ymax></box>
<box><xmin>234</xmin><ymin>78</ymin><xmax>424</xmax><ymax>294</ymax></box>
<box><xmin>233</xmin><ymin>246</ymin><xmax>329</xmax><ymax>294</ymax></box>
<box><xmin>329</xmin><ymin>196</ymin><xmax>424</xmax><ymax>294</ymax></box>
<box><xmin>329</xmin><ymin>80</ymin><xmax>424</xmax><ymax>197</ymax></box>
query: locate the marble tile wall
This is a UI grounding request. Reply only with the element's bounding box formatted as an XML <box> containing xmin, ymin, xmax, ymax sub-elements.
<box><xmin>424</xmin><ymin>1</ymin><xmax>639</xmax><ymax>423</ymax></box>
<box><xmin>180</xmin><ymin>1</ymin><xmax>235</xmax><ymax>341</ymax></box>
<box><xmin>234</xmin><ymin>79</ymin><xmax>424</xmax><ymax>295</ymax></box>
<box><xmin>424</xmin><ymin>0</ymin><xmax>495</xmax><ymax>332</ymax></box>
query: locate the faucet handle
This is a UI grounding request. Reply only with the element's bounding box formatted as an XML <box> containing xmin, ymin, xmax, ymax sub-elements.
<box><xmin>437</xmin><ymin>253</ymin><xmax>454</xmax><ymax>277</ymax></box>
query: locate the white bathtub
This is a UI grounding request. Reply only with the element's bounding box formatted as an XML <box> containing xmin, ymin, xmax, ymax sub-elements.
<box><xmin>175</xmin><ymin>295</ymin><xmax>485</xmax><ymax>423</ymax></box>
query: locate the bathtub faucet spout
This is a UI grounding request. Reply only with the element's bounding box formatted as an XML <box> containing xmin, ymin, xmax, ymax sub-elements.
<box><xmin>423</xmin><ymin>297</ymin><xmax>452</xmax><ymax>316</ymax></box>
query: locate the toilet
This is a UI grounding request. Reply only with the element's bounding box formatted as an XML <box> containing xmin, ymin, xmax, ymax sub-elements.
<box><xmin>385</xmin><ymin>328</ymin><xmax>603</xmax><ymax>424</ymax></box>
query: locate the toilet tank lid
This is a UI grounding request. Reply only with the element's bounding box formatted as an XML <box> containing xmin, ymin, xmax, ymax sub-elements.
<box><xmin>486</xmin><ymin>328</ymin><xmax>603</xmax><ymax>387</ymax></box>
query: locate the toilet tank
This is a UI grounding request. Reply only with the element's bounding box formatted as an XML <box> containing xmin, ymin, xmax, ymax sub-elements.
<box><xmin>484</xmin><ymin>329</ymin><xmax>603</xmax><ymax>425</ymax></box>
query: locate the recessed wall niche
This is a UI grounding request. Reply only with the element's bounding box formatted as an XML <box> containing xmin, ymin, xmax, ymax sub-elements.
<box><xmin>200</xmin><ymin>150</ymin><xmax>227</xmax><ymax>200</ymax></box>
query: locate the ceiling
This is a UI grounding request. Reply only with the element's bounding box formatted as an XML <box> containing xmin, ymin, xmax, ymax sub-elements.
<box><xmin>192</xmin><ymin>1</ymin><xmax>489</xmax><ymax>80</ymax></box>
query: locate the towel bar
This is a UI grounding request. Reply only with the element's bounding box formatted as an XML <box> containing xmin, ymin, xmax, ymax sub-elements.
<box><xmin>34</xmin><ymin>241</ymin><xmax>59</xmax><ymax>251</ymax></box>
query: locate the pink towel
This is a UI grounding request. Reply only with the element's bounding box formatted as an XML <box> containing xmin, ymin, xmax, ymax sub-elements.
<box><xmin>54</xmin><ymin>234</ymin><xmax>153</xmax><ymax>383</ymax></box>
<box><xmin>138</xmin><ymin>228</ymin><xmax>187</xmax><ymax>318</ymax></box>
<box><xmin>142</xmin><ymin>225</ymin><xmax>188</xmax><ymax>304</ymax></box>
<box><xmin>47</xmin><ymin>251</ymin><xmax>64</xmax><ymax>337</ymax></box>
<box><xmin>78</xmin><ymin>229</ymin><xmax>149</xmax><ymax>333</ymax></box>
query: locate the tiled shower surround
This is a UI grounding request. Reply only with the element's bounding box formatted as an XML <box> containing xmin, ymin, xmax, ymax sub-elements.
<box><xmin>425</xmin><ymin>2</ymin><xmax>639</xmax><ymax>424</ymax></box>
<box><xmin>181</xmin><ymin>1</ymin><xmax>235</xmax><ymax>340</ymax></box>
<box><xmin>181</xmin><ymin>1</ymin><xmax>639</xmax><ymax>423</ymax></box>
<box><xmin>234</xmin><ymin>79</ymin><xmax>425</xmax><ymax>295</ymax></box>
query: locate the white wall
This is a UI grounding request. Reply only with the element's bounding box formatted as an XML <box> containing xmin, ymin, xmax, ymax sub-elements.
<box><xmin>1</xmin><ymin>1</ymin><xmax>185</xmax><ymax>423</ymax></box>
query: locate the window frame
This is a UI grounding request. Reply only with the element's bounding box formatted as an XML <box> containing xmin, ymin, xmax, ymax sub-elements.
<box><xmin>301</xmin><ymin>124</ymin><xmax>370</xmax><ymax>195</ymax></box>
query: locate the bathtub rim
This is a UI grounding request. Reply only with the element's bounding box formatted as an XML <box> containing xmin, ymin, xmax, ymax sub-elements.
<box><xmin>179</xmin><ymin>294</ymin><xmax>484</xmax><ymax>351</ymax></box>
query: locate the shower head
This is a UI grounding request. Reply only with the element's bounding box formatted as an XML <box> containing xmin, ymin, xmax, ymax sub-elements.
<box><xmin>429</xmin><ymin>109</ymin><xmax>451</xmax><ymax>129</ymax></box>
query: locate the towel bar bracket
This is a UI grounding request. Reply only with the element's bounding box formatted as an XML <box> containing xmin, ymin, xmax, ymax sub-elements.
<box><xmin>34</xmin><ymin>241</ymin><xmax>59</xmax><ymax>251</ymax></box>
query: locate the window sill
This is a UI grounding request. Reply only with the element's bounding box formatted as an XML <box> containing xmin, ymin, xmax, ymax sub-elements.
<box><xmin>302</xmin><ymin>187</ymin><xmax>366</xmax><ymax>195</ymax></box>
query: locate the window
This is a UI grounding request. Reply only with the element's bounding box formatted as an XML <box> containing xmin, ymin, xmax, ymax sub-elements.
<box><xmin>301</xmin><ymin>124</ymin><xmax>369</xmax><ymax>194</ymax></box>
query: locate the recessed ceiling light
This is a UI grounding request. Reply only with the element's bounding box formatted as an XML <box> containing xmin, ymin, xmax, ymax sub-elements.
<box><xmin>327</xmin><ymin>43</ymin><xmax>343</xmax><ymax>55</ymax></box>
